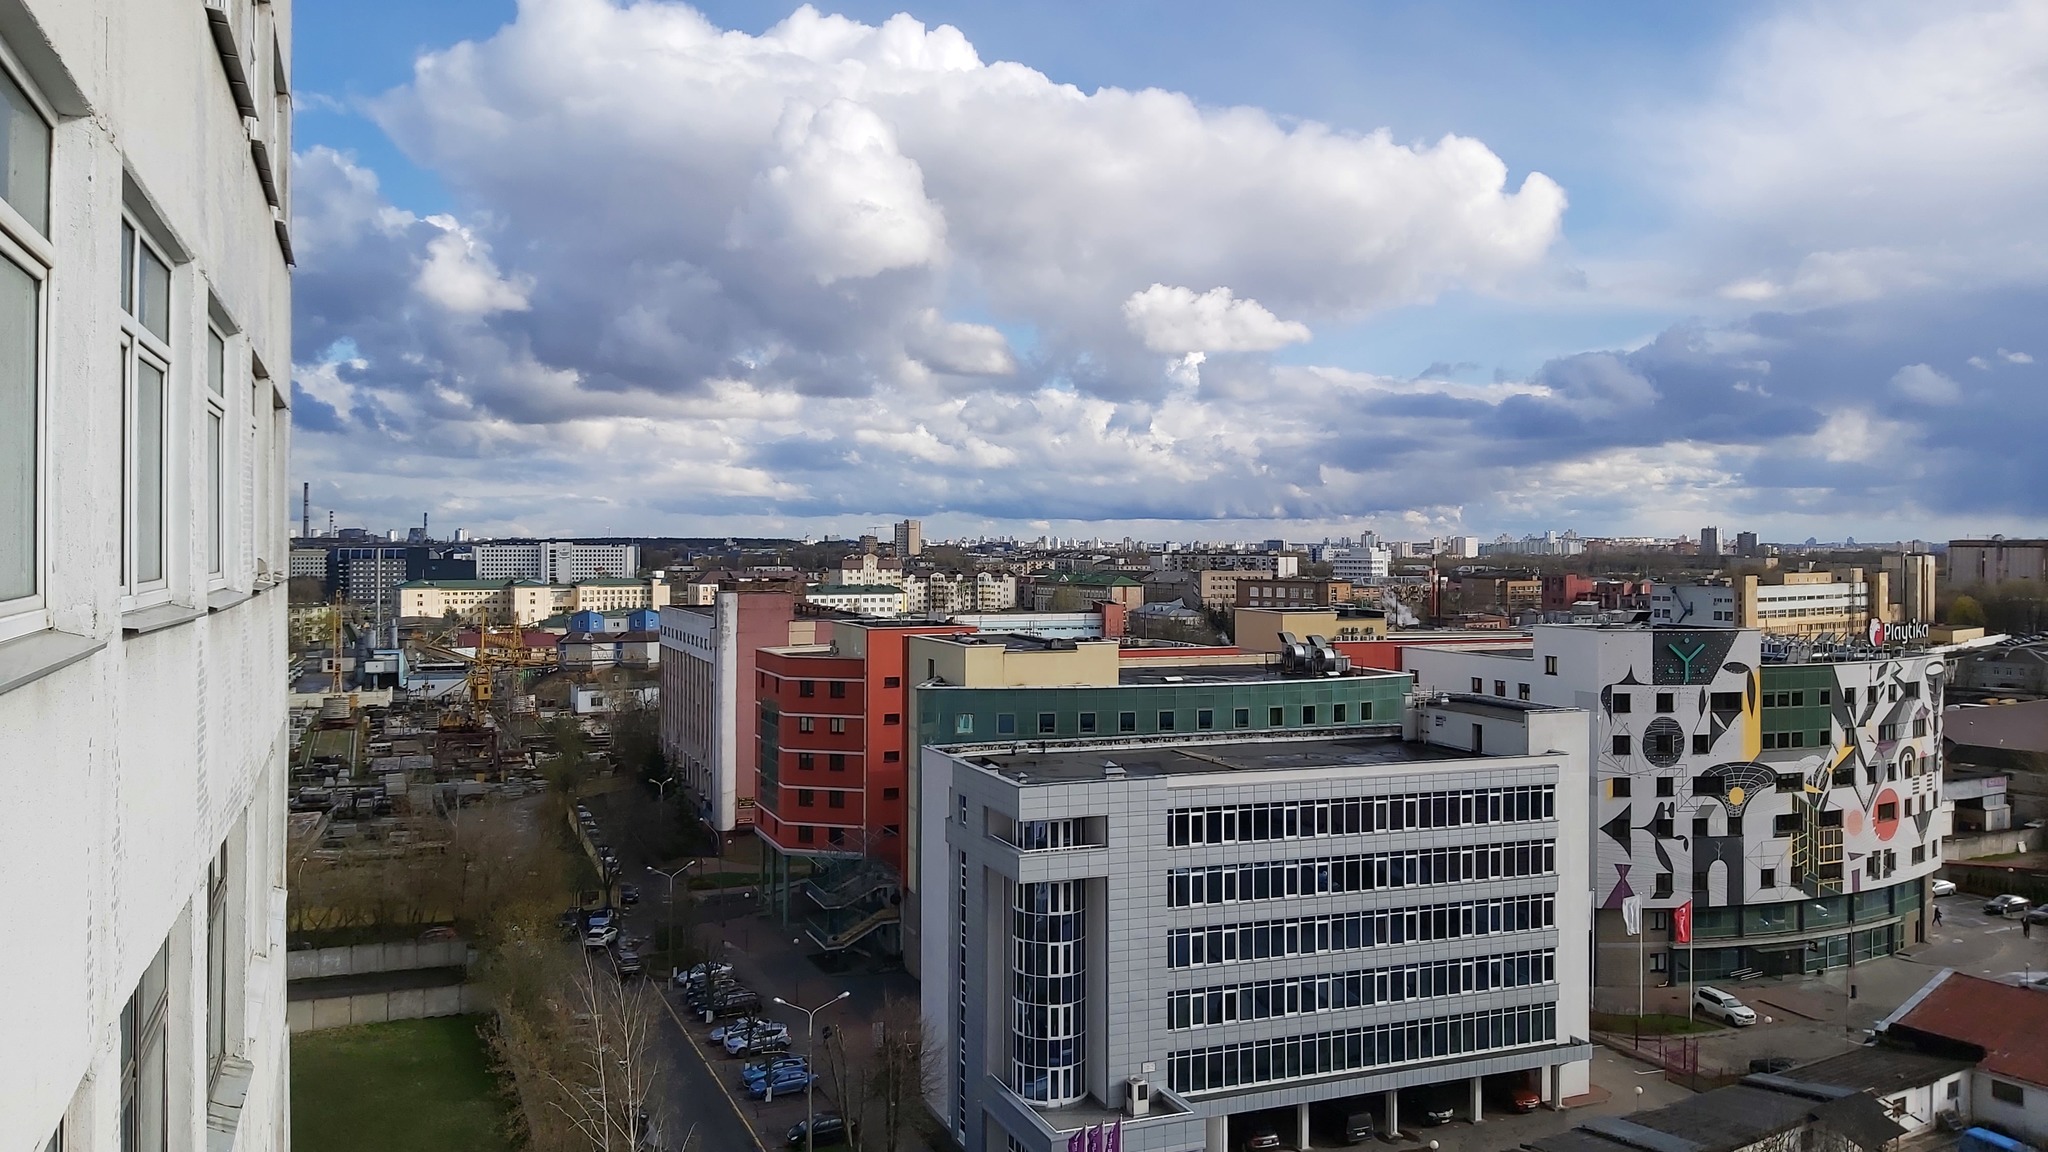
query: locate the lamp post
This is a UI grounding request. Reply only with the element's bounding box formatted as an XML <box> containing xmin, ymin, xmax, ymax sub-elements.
<box><xmin>774</xmin><ymin>990</ymin><xmax>850</xmax><ymax>1152</ymax></box>
<box><xmin>652</xmin><ymin>775</ymin><xmax>676</xmax><ymax>803</ymax></box>
<box><xmin>648</xmin><ymin>861</ymin><xmax>698</xmax><ymax>972</ymax></box>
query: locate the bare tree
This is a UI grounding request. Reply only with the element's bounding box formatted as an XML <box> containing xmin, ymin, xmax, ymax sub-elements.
<box><xmin>819</xmin><ymin>997</ymin><xmax>939</xmax><ymax>1151</ymax></box>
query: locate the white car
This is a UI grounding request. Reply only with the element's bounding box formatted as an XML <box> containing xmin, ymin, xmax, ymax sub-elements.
<box><xmin>1695</xmin><ymin>986</ymin><xmax>1757</xmax><ymax>1026</ymax></box>
<box><xmin>1931</xmin><ymin>879</ymin><xmax>1957</xmax><ymax>897</ymax></box>
<box><xmin>582</xmin><ymin>924</ymin><xmax>619</xmax><ymax>948</ymax></box>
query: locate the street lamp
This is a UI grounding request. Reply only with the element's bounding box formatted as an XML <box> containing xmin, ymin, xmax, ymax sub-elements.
<box><xmin>648</xmin><ymin>861</ymin><xmax>698</xmax><ymax>973</ymax></box>
<box><xmin>774</xmin><ymin>990</ymin><xmax>851</xmax><ymax>1152</ymax></box>
<box><xmin>652</xmin><ymin>775</ymin><xmax>676</xmax><ymax>803</ymax></box>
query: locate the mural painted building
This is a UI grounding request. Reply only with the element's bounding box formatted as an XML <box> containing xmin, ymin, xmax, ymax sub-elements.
<box><xmin>1406</xmin><ymin>625</ymin><xmax>1946</xmax><ymax>990</ymax></box>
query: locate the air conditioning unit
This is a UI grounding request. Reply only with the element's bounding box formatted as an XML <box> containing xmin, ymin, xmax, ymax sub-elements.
<box><xmin>1125</xmin><ymin>1076</ymin><xmax>1150</xmax><ymax>1118</ymax></box>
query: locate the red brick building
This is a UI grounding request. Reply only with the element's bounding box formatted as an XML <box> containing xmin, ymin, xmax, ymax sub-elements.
<box><xmin>753</xmin><ymin>620</ymin><xmax>972</xmax><ymax>873</ymax></box>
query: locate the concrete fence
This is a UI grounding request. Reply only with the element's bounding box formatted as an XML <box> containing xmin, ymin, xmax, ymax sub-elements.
<box><xmin>285</xmin><ymin>938</ymin><xmax>485</xmax><ymax>1033</ymax></box>
<box><xmin>285</xmin><ymin>939</ymin><xmax>475</xmax><ymax>981</ymax></box>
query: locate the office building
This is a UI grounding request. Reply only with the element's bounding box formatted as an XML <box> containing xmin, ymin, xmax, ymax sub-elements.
<box><xmin>1328</xmin><ymin>547</ymin><xmax>1391</xmax><ymax>583</ymax></box>
<box><xmin>1235</xmin><ymin>578</ymin><xmax>1352</xmax><ymax>609</ymax></box>
<box><xmin>473</xmin><ymin>540</ymin><xmax>639</xmax><ymax>582</ymax></box>
<box><xmin>1881</xmin><ymin>553</ymin><xmax>1938</xmax><ymax>624</ymax></box>
<box><xmin>1700</xmin><ymin>527</ymin><xmax>1721</xmax><ymax>558</ymax></box>
<box><xmin>0</xmin><ymin>1</ymin><xmax>294</xmax><ymax>1147</ymax></box>
<box><xmin>1948</xmin><ymin>538</ymin><xmax>2048</xmax><ymax>586</ymax></box>
<box><xmin>1735</xmin><ymin>531</ymin><xmax>1760</xmax><ymax>558</ymax></box>
<box><xmin>895</xmin><ymin>518</ymin><xmax>924</xmax><ymax>559</ymax></box>
<box><xmin>659</xmin><ymin>593</ymin><xmax>819</xmax><ymax>832</ymax></box>
<box><xmin>398</xmin><ymin>574</ymin><xmax>670</xmax><ymax>626</ymax></box>
<box><xmin>919</xmin><ymin>700</ymin><xmax>1593</xmax><ymax>1152</ymax></box>
<box><xmin>804</xmin><ymin>583</ymin><xmax>908</xmax><ymax>618</ymax></box>
<box><xmin>1406</xmin><ymin>625</ymin><xmax>1946</xmax><ymax>990</ymax></box>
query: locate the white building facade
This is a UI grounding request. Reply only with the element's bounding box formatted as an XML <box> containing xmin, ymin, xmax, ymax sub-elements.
<box><xmin>0</xmin><ymin>1</ymin><xmax>294</xmax><ymax>1149</ymax></box>
<box><xmin>920</xmin><ymin>700</ymin><xmax>1594</xmax><ymax>1152</ymax></box>
<box><xmin>474</xmin><ymin>540</ymin><xmax>639</xmax><ymax>582</ymax></box>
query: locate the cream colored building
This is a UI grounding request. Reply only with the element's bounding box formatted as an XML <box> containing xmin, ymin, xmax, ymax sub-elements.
<box><xmin>904</xmin><ymin>571</ymin><xmax>1018</xmax><ymax>614</ymax></box>
<box><xmin>1740</xmin><ymin>568</ymin><xmax>1891</xmax><ymax>636</ymax></box>
<box><xmin>1234</xmin><ymin>606</ymin><xmax>1388</xmax><ymax>654</ymax></box>
<box><xmin>399</xmin><ymin>575</ymin><xmax>670</xmax><ymax>626</ymax></box>
<box><xmin>804</xmin><ymin>583</ymin><xmax>907</xmax><ymax>617</ymax></box>
<box><xmin>906</xmin><ymin>632</ymin><xmax>1121</xmax><ymax>689</ymax></box>
<box><xmin>1197</xmin><ymin>568</ymin><xmax>1261</xmax><ymax>607</ymax></box>
<box><xmin>1882</xmin><ymin>552</ymin><xmax>1938</xmax><ymax>624</ymax></box>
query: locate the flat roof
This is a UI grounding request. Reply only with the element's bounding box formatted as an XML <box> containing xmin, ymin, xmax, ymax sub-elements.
<box><xmin>968</xmin><ymin>733</ymin><xmax>1471</xmax><ymax>784</ymax></box>
<box><xmin>1775</xmin><ymin>1046</ymin><xmax>1972</xmax><ymax>1094</ymax></box>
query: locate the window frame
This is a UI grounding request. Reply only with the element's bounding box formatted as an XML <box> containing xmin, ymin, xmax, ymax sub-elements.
<box><xmin>0</xmin><ymin>45</ymin><xmax>53</xmax><ymax>641</ymax></box>
<box><xmin>119</xmin><ymin>217</ymin><xmax>178</xmax><ymax>605</ymax></box>
<box><xmin>203</xmin><ymin>323</ymin><xmax>228</xmax><ymax>584</ymax></box>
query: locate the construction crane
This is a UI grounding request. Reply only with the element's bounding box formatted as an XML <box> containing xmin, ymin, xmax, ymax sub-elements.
<box><xmin>433</xmin><ymin>606</ymin><xmax>553</xmax><ymax>730</ymax></box>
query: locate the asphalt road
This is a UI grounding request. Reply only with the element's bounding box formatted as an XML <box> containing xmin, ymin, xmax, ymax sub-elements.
<box><xmin>651</xmin><ymin>984</ymin><xmax>776</xmax><ymax>1152</ymax></box>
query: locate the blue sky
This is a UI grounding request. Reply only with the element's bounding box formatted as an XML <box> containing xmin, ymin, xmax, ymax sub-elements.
<box><xmin>288</xmin><ymin>1</ymin><xmax>2048</xmax><ymax>542</ymax></box>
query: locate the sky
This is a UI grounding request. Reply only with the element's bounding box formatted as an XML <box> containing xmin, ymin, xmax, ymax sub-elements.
<box><xmin>288</xmin><ymin>0</ymin><xmax>2048</xmax><ymax>544</ymax></box>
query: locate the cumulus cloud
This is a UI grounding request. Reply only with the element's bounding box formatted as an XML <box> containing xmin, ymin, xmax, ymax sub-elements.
<box><xmin>415</xmin><ymin>219</ymin><xmax>531</xmax><ymax>314</ymax></box>
<box><xmin>1889</xmin><ymin>363</ymin><xmax>1959</xmax><ymax>403</ymax></box>
<box><xmin>1121</xmin><ymin>284</ymin><xmax>1312</xmax><ymax>354</ymax></box>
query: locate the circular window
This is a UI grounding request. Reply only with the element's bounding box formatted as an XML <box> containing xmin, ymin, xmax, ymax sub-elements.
<box><xmin>1643</xmin><ymin>717</ymin><xmax>1685</xmax><ymax>768</ymax></box>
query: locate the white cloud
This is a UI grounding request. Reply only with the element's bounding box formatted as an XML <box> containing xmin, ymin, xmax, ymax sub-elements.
<box><xmin>904</xmin><ymin>310</ymin><xmax>1016</xmax><ymax>377</ymax></box>
<box><xmin>1121</xmin><ymin>284</ymin><xmax>1312</xmax><ymax>354</ymax></box>
<box><xmin>415</xmin><ymin>218</ymin><xmax>531</xmax><ymax>315</ymax></box>
<box><xmin>1888</xmin><ymin>363</ymin><xmax>1960</xmax><ymax>404</ymax></box>
<box><xmin>2001</xmin><ymin>348</ymin><xmax>2033</xmax><ymax>364</ymax></box>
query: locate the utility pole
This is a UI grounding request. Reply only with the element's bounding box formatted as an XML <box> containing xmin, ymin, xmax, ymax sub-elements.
<box><xmin>647</xmin><ymin>861</ymin><xmax>698</xmax><ymax>971</ymax></box>
<box><xmin>775</xmin><ymin>991</ymin><xmax>851</xmax><ymax>1152</ymax></box>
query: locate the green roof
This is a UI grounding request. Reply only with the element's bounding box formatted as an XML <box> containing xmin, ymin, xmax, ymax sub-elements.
<box><xmin>1049</xmin><ymin>571</ymin><xmax>1141</xmax><ymax>587</ymax></box>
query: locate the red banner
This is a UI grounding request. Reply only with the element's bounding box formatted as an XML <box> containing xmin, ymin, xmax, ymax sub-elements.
<box><xmin>1673</xmin><ymin>900</ymin><xmax>1693</xmax><ymax>945</ymax></box>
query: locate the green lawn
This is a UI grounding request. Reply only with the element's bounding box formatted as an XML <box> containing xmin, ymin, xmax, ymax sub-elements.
<box><xmin>292</xmin><ymin>1016</ymin><xmax>509</xmax><ymax>1152</ymax></box>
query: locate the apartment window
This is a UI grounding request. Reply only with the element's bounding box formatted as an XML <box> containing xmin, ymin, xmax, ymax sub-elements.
<box><xmin>1710</xmin><ymin>692</ymin><xmax>1741</xmax><ymax>712</ymax></box>
<box><xmin>1038</xmin><ymin>712</ymin><xmax>1057</xmax><ymax>734</ymax></box>
<box><xmin>828</xmin><ymin>754</ymin><xmax>845</xmax><ymax>772</ymax></box>
<box><xmin>1333</xmin><ymin>703</ymin><xmax>1347</xmax><ymax>723</ymax></box>
<box><xmin>1614</xmin><ymin>693</ymin><xmax>1631</xmax><ymax>714</ymax></box>
<box><xmin>1518</xmin><ymin>683</ymin><xmax>1530</xmax><ymax>701</ymax></box>
<box><xmin>828</xmin><ymin>791</ymin><xmax>846</xmax><ymax>809</ymax></box>
<box><xmin>1993</xmin><ymin>1080</ymin><xmax>2028</xmax><ymax>1106</ymax></box>
<box><xmin>797</xmin><ymin>717</ymin><xmax>814</xmax><ymax>734</ymax></box>
<box><xmin>204</xmin><ymin>326</ymin><xmax>226</xmax><ymax>578</ymax></box>
<box><xmin>883</xmin><ymin>676</ymin><xmax>900</xmax><ymax>688</ymax></box>
<box><xmin>1649</xmin><ymin>910</ymin><xmax>1669</xmax><ymax>931</ymax></box>
<box><xmin>1655</xmin><ymin>692</ymin><xmax>1674</xmax><ymax>714</ymax></box>
<box><xmin>828</xmin><ymin>717</ymin><xmax>847</xmax><ymax>735</ymax></box>
<box><xmin>1818</xmin><ymin>689</ymin><xmax>1831</xmax><ymax>705</ymax></box>
<box><xmin>996</xmin><ymin>713</ymin><xmax>1016</xmax><ymax>736</ymax></box>
<box><xmin>1119</xmin><ymin>711</ymin><xmax>1136</xmax><ymax>733</ymax></box>
<box><xmin>882</xmin><ymin>787</ymin><xmax>900</xmax><ymax>799</ymax></box>
<box><xmin>120</xmin><ymin>220</ymin><xmax>173</xmax><ymax>594</ymax></box>
<box><xmin>1913</xmin><ymin>717</ymin><xmax>1928</xmax><ymax>738</ymax></box>
<box><xmin>1844</xmin><ymin>686</ymin><xmax>1856</xmax><ymax>706</ymax></box>
<box><xmin>1649</xmin><ymin>953</ymin><xmax>1666</xmax><ymax>973</ymax></box>
<box><xmin>1494</xmin><ymin>680</ymin><xmax>1507</xmax><ymax>698</ymax></box>
<box><xmin>1470</xmin><ymin>677</ymin><xmax>1483</xmax><ymax>693</ymax></box>
<box><xmin>1079</xmin><ymin>712</ymin><xmax>1097</xmax><ymax>734</ymax></box>
<box><xmin>1692</xmin><ymin>870</ymin><xmax>1710</xmax><ymax>894</ymax></box>
<box><xmin>829</xmin><ymin>681</ymin><xmax>846</xmax><ymax>699</ymax></box>
<box><xmin>1656</xmin><ymin>777</ymin><xmax>1674</xmax><ymax>797</ymax></box>
<box><xmin>1759</xmin><ymin>868</ymin><xmax>1775</xmax><ymax>889</ymax></box>
<box><xmin>883</xmin><ymin>712</ymin><xmax>900</xmax><ymax>726</ymax></box>
<box><xmin>799</xmin><ymin>680</ymin><xmax>816</xmax><ymax>697</ymax></box>
<box><xmin>798</xmin><ymin>789</ymin><xmax>815</xmax><ymax>807</ymax></box>
<box><xmin>828</xmin><ymin>828</ymin><xmax>846</xmax><ymax>846</ymax></box>
<box><xmin>121</xmin><ymin>941</ymin><xmax>170</xmax><ymax>1152</ymax></box>
<box><xmin>1544</xmin><ymin>655</ymin><xmax>1557</xmax><ymax>676</ymax></box>
<box><xmin>883</xmin><ymin>750</ymin><xmax>899</xmax><ymax>763</ymax></box>
<box><xmin>207</xmin><ymin>843</ymin><xmax>230</xmax><ymax>1076</ymax></box>
<box><xmin>1159</xmin><ymin>710</ymin><xmax>1177</xmax><ymax>731</ymax></box>
<box><xmin>797</xmin><ymin>826</ymin><xmax>814</xmax><ymax>843</ymax></box>
<box><xmin>797</xmin><ymin>753</ymin><xmax>814</xmax><ymax>771</ymax></box>
<box><xmin>1692</xmin><ymin>734</ymin><xmax>1711</xmax><ymax>754</ymax></box>
<box><xmin>1877</xmin><ymin>801</ymin><xmax>1897</xmax><ymax>822</ymax></box>
<box><xmin>1774</xmin><ymin>814</ymin><xmax>1799</xmax><ymax>835</ymax></box>
<box><xmin>1612</xmin><ymin>734</ymin><xmax>1631</xmax><ymax>757</ymax></box>
<box><xmin>1233</xmin><ymin>707</ymin><xmax>1250</xmax><ymax>729</ymax></box>
<box><xmin>1612</xmin><ymin>778</ymin><xmax>1631</xmax><ymax>798</ymax></box>
<box><xmin>1302</xmin><ymin>705</ymin><xmax>1317</xmax><ymax>724</ymax></box>
<box><xmin>1269</xmin><ymin>706</ymin><xmax>1284</xmax><ymax>726</ymax></box>
<box><xmin>1197</xmin><ymin>708</ymin><xmax>1214</xmax><ymax>730</ymax></box>
<box><xmin>1693</xmin><ymin>815</ymin><xmax>1711</xmax><ymax>837</ymax></box>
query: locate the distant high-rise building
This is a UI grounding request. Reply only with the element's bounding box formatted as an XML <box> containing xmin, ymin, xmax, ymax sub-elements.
<box><xmin>474</xmin><ymin>541</ymin><xmax>638</xmax><ymax>582</ymax></box>
<box><xmin>1735</xmin><ymin>531</ymin><xmax>1760</xmax><ymax>557</ymax></box>
<box><xmin>1700</xmin><ymin>526</ymin><xmax>1722</xmax><ymax>558</ymax></box>
<box><xmin>894</xmin><ymin>518</ymin><xmax>923</xmax><ymax>558</ymax></box>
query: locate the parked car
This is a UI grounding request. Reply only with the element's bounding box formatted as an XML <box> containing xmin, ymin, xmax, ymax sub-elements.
<box><xmin>1310</xmin><ymin>1101</ymin><xmax>1376</xmax><ymax>1145</ymax></box>
<box><xmin>745</xmin><ymin>1065</ymin><xmax>816</xmax><ymax>1100</ymax></box>
<box><xmin>1984</xmin><ymin>895</ymin><xmax>2033</xmax><ymax>918</ymax></box>
<box><xmin>585</xmin><ymin>907</ymin><xmax>617</xmax><ymax>931</ymax></box>
<box><xmin>675</xmin><ymin>961</ymin><xmax>734</xmax><ymax>986</ymax></box>
<box><xmin>742</xmin><ymin>1056</ymin><xmax>809</xmax><ymax>1087</ymax></box>
<box><xmin>1749</xmin><ymin>1057</ymin><xmax>1798</xmax><ymax>1074</ymax></box>
<box><xmin>786</xmin><ymin>1114</ymin><xmax>848</xmax><ymax>1148</ymax></box>
<box><xmin>611</xmin><ymin>945</ymin><xmax>644</xmax><ymax>979</ymax></box>
<box><xmin>1240</xmin><ymin>1124</ymin><xmax>1282</xmax><ymax>1151</ymax></box>
<box><xmin>708</xmin><ymin>1017</ymin><xmax>775</xmax><ymax>1044</ymax></box>
<box><xmin>1488</xmin><ymin>1072</ymin><xmax>1541</xmax><ymax>1113</ymax></box>
<box><xmin>1931</xmin><ymin>879</ymin><xmax>1957</xmax><ymax>897</ymax></box>
<box><xmin>583</xmin><ymin>924</ymin><xmax>619</xmax><ymax>948</ymax></box>
<box><xmin>1402</xmin><ymin>1085</ymin><xmax>1460</xmax><ymax>1126</ymax></box>
<box><xmin>726</xmin><ymin>1023</ymin><xmax>793</xmax><ymax>1057</ymax></box>
<box><xmin>2023</xmin><ymin>906</ymin><xmax>2048</xmax><ymax>926</ymax></box>
<box><xmin>620</xmin><ymin>883</ymin><xmax>641</xmax><ymax>906</ymax></box>
<box><xmin>1695</xmin><ymin>986</ymin><xmax>1757</xmax><ymax>1026</ymax></box>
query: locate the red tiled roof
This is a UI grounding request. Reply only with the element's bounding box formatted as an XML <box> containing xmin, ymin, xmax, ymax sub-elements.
<box><xmin>1891</xmin><ymin>970</ymin><xmax>2048</xmax><ymax>1087</ymax></box>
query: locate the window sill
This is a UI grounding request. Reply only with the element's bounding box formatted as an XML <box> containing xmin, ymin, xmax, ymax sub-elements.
<box><xmin>121</xmin><ymin>601</ymin><xmax>206</xmax><ymax>637</ymax></box>
<box><xmin>206</xmin><ymin>1055</ymin><xmax>255</xmax><ymax>1152</ymax></box>
<box><xmin>208</xmin><ymin>588</ymin><xmax>253</xmax><ymax>613</ymax></box>
<box><xmin>0</xmin><ymin>629</ymin><xmax>105</xmax><ymax>697</ymax></box>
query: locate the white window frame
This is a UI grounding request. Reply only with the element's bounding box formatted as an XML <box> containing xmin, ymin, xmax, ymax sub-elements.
<box><xmin>204</xmin><ymin>323</ymin><xmax>227</xmax><ymax>584</ymax></box>
<box><xmin>119</xmin><ymin>217</ymin><xmax>176</xmax><ymax>605</ymax></box>
<box><xmin>0</xmin><ymin>42</ymin><xmax>54</xmax><ymax>645</ymax></box>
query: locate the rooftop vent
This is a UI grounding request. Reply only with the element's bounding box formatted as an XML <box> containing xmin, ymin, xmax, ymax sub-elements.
<box><xmin>1103</xmin><ymin>761</ymin><xmax>1126</xmax><ymax>779</ymax></box>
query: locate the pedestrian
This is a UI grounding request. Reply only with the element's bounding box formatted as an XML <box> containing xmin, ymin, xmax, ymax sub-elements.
<box><xmin>1934</xmin><ymin>906</ymin><xmax>1943</xmax><ymax>926</ymax></box>
<box><xmin>2026</xmin><ymin>918</ymin><xmax>2033</xmax><ymax>939</ymax></box>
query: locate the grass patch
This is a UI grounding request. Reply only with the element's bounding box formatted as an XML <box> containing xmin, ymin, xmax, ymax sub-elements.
<box><xmin>1591</xmin><ymin>1011</ymin><xmax>1723</xmax><ymax>1035</ymax></box>
<box><xmin>292</xmin><ymin>1016</ymin><xmax>509</xmax><ymax>1152</ymax></box>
